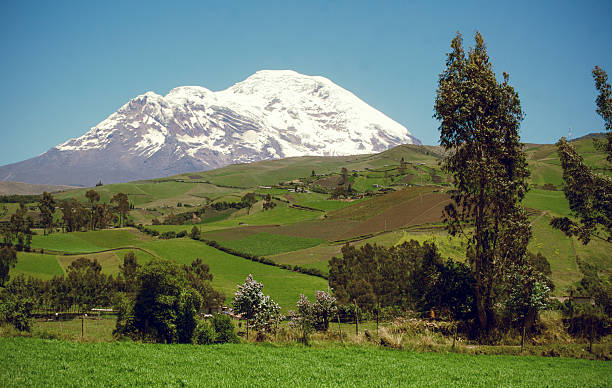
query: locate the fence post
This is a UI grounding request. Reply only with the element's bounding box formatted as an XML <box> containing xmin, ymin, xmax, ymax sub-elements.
<box><xmin>337</xmin><ymin>313</ymin><xmax>343</xmax><ymax>344</ymax></box>
<box><xmin>354</xmin><ymin>300</ymin><xmax>359</xmax><ymax>336</ymax></box>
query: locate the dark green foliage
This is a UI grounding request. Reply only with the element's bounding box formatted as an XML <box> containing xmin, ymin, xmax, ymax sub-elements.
<box><xmin>59</xmin><ymin>199</ymin><xmax>88</xmax><ymax>232</ymax></box>
<box><xmin>118</xmin><ymin>251</ymin><xmax>140</xmax><ymax>294</ymax></box>
<box><xmin>262</xmin><ymin>194</ymin><xmax>277</xmax><ymax>211</ymax></box>
<box><xmin>550</xmin><ymin>138</ymin><xmax>611</xmax><ymax>244</ymax></box>
<box><xmin>0</xmin><ymin>194</ymin><xmax>39</xmax><ymax>204</ymax></box>
<box><xmin>0</xmin><ymin>292</ymin><xmax>33</xmax><ymax>332</ymax></box>
<box><xmin>176</xmin><ymin>288</ymin><xmax>203</xmax><ymax>343</ymax></box>
<box><xmin>329</xmin><ymin>240</ymin><xmax>475</xmax><ymax>320</ymax></box>
<box><xmin>551</xmin><ymin>67</ymin><xmax>611</xmax><ymax>244</ymax></box>
<box><xmin>110</xmin><ymin>193</ymin><xmax>129</xmax><ymax>228</ymax></box>
<box><xmin>113</xmin><ymin>293</ymin><xmax>136</xmax><ymax>338</ymax></box>
<box><xmin>183</xmin><ymin>258</ymin><xmax>224</xmax><ymax>312</ymax></box>
<box><xmin>6</xmin><ymin>203</ymin><xmax>34</xmax><ymax>251</ymax></box>
<box><xmin>129</xmin><ymin>259</ymin><xmax>202</xmax><ymax>343</ymax></box>
<box><xmin>66</xmin><ymin>257</ymin><xmax>112</xmax><ymax>313</ymax></box>
<box><xmin>0</xmin><ymin>246</ymin><xmax>17</xmax><ymax>287</ymax></box>
<box><xmin>38</xmin><ymin>192</ymin><xmax>55</xmax><ymax>235</ymax></box>
<box><xmin>193</xmin><ymin>320</ymin><xmax>216</xmax><ymax>344</ymax></box>
<box><xmin>564</xmin><ymin>305</ymin><xmax>611</xmax><ymax>341</ymax></box>
<box><xmin>160</xmin><ymin>231</ymin><xmax>177</xmax><ymax>239</ymax></box>
<box><xmin>592</xmin><ymin>66</ymin><xmax>612</xmax><ymax>161</ymax></box>
<box><xmin>241</xmin><ymin>192</ymin><xmax>257</xmax><ymax>214</ymax></box>
<box><xmin>85</xmin><ymin>190</ymin><xmax>100</xmax><ymax>231</ymax></box>
<box><xmin>212</xmin><ymin>313</ymin><xmax>239</xmax><ymax>344</ymax></box>
<box><xmin>190</xmin><ymin>226</ymin><xmax>200</xmax><ymax>239</ymax></box>
<box><xmin>434</xmin><ymin>32</ymin><xmax>531</xmax><ymax>331</ymax></box>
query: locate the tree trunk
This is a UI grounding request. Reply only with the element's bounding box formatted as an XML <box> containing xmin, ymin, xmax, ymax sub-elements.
<box><xmin>475</xmin><ymin>291</ymin><xmax>488</xmax><ymax>332</ymax></box>
<box><xmin>521</xmin><ymin>323</ymin><xmax>525</xmax><ymax>353</ymax></box>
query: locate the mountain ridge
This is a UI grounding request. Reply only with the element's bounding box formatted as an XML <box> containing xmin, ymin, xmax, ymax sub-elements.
<box><xmin>0</xmin><ymin>70</ymin><xmax>419</xmax><ymax>186</ymax></box>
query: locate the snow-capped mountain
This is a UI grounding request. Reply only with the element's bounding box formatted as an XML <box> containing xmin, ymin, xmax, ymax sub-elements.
<box><xmin>0</xmin><ymin>70</ymin><xmax>419</xmax><ymax>186</ymax></box>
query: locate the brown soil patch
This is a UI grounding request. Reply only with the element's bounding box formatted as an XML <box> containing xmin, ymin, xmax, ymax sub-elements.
<box><xmin>327</xmin><ymin>186</ymin><xmax>436</xmax><ymax>222</ymax></box>
<box><xmin>202</xmin><ymin>227</ymin><xmax>262</xmax><ymax>241</ymax></box>
<box><xmin>339</xmin><ymin>192</ymin><xmax>451</xmax><ymax>239</ymax></box>
<box><xmin>203</xmin><ymin>219</ymin><xmax>361</xmax><ymax>242</ymax></box>
<box><xmin>401</xmin><ymin>174</ymin><xmax>415</xmax><ymax>184</ymax></box>
<box><xmin>314</xmin><ymin>175</ymin><xmax>342</xmax><ymax>189</ymax></box>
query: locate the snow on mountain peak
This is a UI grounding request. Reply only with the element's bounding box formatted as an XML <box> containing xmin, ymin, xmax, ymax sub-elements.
<box><xmin>23</xmin><ymin>70</ymin><xmax>420</xmax><ymax>185</ymax></box>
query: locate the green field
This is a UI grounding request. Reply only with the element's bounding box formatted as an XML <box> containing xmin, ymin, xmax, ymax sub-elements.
<box><xmin>30</xmin><ymin>229</ymin><xmax>151</xmax><ymax>253</ymax></box>
<box><xmin>523</xmin><ymin>189</ymin><xmax>571</xmax><ymax>217</ymax></box>
<box><xmin>13</xmin><ymin>252</ymin><xmax>64</xmax><ymax>279</ymax></box>
<box><xmin>0</xmin><ymin>338</ymin><xmax>609</xmax><ymax>387</ymax></box>
<box><xmin>214</xmin><ymin>233</ymin><xmax>325</xmax><ymax>257</ymax></box>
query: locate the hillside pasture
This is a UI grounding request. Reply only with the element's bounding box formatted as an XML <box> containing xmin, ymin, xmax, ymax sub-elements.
<box><xmin>30</xmin><ymin>229</ymin><xmax>151</xmax><ymax>253</ymax></box>
<box><xmin>13</xmin><ymin>252</ymin><xmax>64</xmax><ymax>279</ymax></box>
<box><xmin>212</xmin><ymin>233</ymin><xmax>325</xmax><ymax>257</ymax></box>
<box><xmin>523</xmin><ymin>189</ymin><xmax>571</xmax><ymax>217</ymax></box>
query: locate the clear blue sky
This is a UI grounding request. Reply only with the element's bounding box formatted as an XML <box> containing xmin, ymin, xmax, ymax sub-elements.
<box><xmin>1</xmin><ymin>0</ymin><xmax>611</xmax><ymax>165</ymax></box>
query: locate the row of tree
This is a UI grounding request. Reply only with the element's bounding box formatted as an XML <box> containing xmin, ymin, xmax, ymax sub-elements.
<box><xmin>0</xmin><ymin>251</ymin><xmax>225</xmax><ymax>340</ymax></box>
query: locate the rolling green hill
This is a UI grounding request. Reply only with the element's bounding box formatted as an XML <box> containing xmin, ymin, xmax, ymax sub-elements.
<box><xmin>6</xmin><ymin>137</ymin><xmax>611</xmax><ymax>298</ymax></box>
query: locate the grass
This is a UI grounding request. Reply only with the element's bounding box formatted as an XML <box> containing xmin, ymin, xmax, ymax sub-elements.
<box><xmin>31</xmin><ymin>317</ymin><xmax>116</xmax><ymax>342</ymax></box>
<box><xmin>529</xmin><ymin>214</ymin><xmax>582</xmax><ymax>293</ymax></box>
<box><xmin>523</xmin><ymin>188</ymin><xmax>571</xmax><ymax>217</ymax></box>
<box><xmin>1</xmin><ymin>337</ymin><xmax>610</xmax><ymax>387</ymax></box>
<box><xmin>214</xmin><ymin>233</ymin><xmax>325</xmax><ymax>257</ymax></box>
<box><xmin>216</xmin><ymin>203</ymin><xmax>324</xmax><ymax>226</ymax></box>
<box><xmin>31</xmin><ymin>229</ymin><xmax>151</xmax><ymax>253</ymax></box>
<box><xmin>13</xmin><ymin>252</ymin><xmax>64</xmax><ymax>279</ymax></box>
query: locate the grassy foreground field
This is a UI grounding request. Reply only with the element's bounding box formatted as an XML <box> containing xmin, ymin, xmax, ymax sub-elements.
<box><xmin>1</xmin><ymin>338</ymin><xmax>609</xmax><ymax>387</ymax></box>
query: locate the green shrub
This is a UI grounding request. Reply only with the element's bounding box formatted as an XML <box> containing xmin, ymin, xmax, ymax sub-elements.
<box><xmin>212</xmin><ymin>314</ymin><xmax>239</xmax><ymax>344</ymax></box>
<box><xmin>0</xmin><ymin>293</ymin><xmax>33</xmax><ymax>332</ymax></box>
<box><xmin>194</xmin><ymin>320</ymin><xmax>216</xmax><ymax>345</ymax></box>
